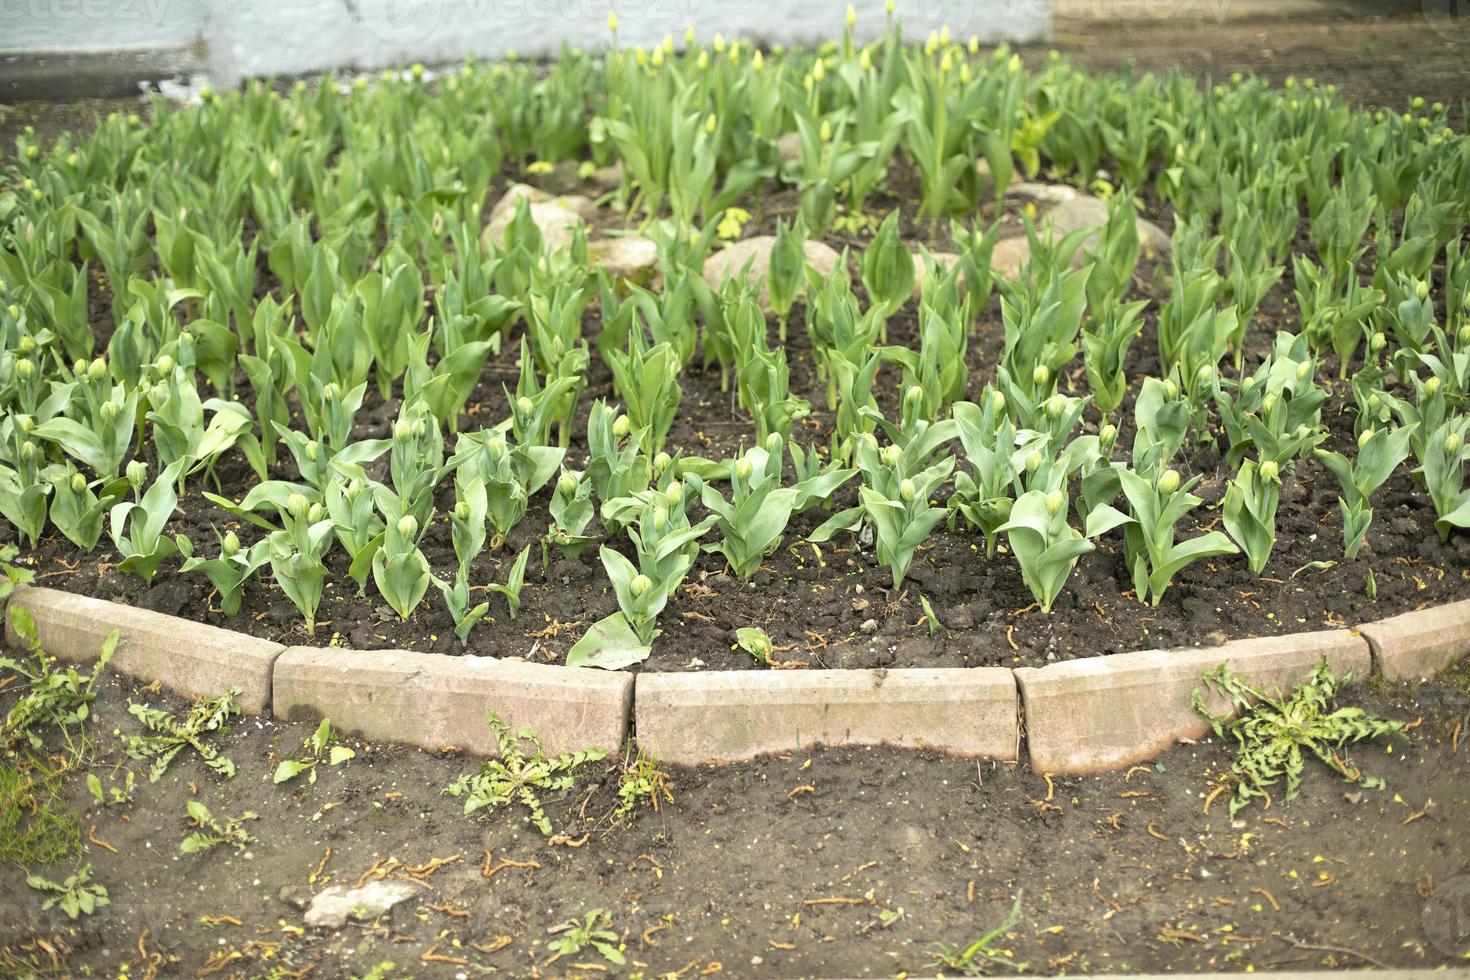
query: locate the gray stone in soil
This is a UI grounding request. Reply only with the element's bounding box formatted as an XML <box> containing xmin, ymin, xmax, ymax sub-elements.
<box><xmin>303</xmin><ymin>879</ymin><xmax>420</xmax><ymax>929</ymax></box>
<box><xmin>701</xmin><ymin>236</ymin><xmax>843</xmax><ymax>309</ymax></box>
<box><xmin>481</xmin><ymin>182</ymin><xmax>596</xmax><ymax>252</ymax></box>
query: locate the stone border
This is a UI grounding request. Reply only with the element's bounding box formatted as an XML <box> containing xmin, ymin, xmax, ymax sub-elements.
<box><xmin>3</xmin><ymin>583</ymin><xmax>1466</xmax><ymax>771</ymax></box>
<box><xmin>1015</xmin><ymin>630</ymin><xmax>1371</xmax><ymax>775</ymax></box>
<box><xmin>635</xmin><ymin>667</ymin><xmax>1019</xmax><ymax>766</ymax></box>
<box><xmin>6</xmin><ymin>586</ymin><xmax>284</xmax><ymax>716</ymax></box>
<box><xmin>1359</xmin><ymin>598</ymin><xmax>1470</xmax><ymax>682</ymax></box>
<box><xmin>272</xmin><ymin>645</ymin><xmax>632</xmax><ymax>756</ymax></box>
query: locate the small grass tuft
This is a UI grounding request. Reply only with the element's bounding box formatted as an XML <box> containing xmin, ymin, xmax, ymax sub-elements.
<box><xmin>444</xmin><ymin>711</ymin><xmax>606</xmax><ymax>836</ymax></box>
<box><xmin>927</xmin><ymin>893</ymin><xmax>1027</xmax><ymax>974</ymax></box>
<box><xmin>615</xmin><ymin>744</ymin><xmax>674</xmax><ymax>824</ymax></box>
<box><xmin>124</xmin><ymin>687</ymin><xmax>241</xmax><ymax>782</ymax></box>
<box><xmin>0</xmin><ymin>759</ymin><xmax>82</xmax><ymax>866</ymax></box>
<box><xmin>1193</xmin><ymin>658</ymin><xmax>1404</xmax><ymax>817</ymax></box>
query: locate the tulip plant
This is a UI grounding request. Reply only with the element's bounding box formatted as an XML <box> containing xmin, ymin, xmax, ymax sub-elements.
<box><xmin>0</xmin><ymin>12</ymin><xmax>1466</xmax><ymax>669</ymax></box>
<box><xmin>1316</xmin><ymin>424</ymin><xmax>1416</xmax><ymax>558</ymax></box>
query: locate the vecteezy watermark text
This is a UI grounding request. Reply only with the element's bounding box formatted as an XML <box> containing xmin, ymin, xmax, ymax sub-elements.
<box><xmin>1424</xmin><ymin>874</ymin><xmax>1470</xmax><ymax>959</ymax></box>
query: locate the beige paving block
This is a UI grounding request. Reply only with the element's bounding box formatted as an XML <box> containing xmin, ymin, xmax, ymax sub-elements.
<box><xmin>4</xmin><ymin>585</ymin><xmax>283</xmax><ymax>714</ymax></box>
<box><xmin>1016</xmin><ymin>630</ymin><xmax>1370</xmax><ymax>774</ymax></box>
<box><xmin>271</xmin><ymin>647</ymin><xmax>633</xmax><ymax>756</ymax></box>
<box><xmin>635</xmin><ymin>667</ymin><xmax>1019</xmax><ymax>766</ymax></box>
<box><xmin>1359</xmin><ymin>600</ymin><xmax>1470</xmax><ymax>681</ymax></box>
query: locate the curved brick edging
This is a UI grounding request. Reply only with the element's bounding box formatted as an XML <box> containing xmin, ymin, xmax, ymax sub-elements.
<box><xmin>634</xmin><ymin>667</ymin><xmax>1020</xmax><ymax>766</ymax></box>
<box><xmin>272</xmin><ymin>645</ymin><xmax>632</xmax><ymax>755</ymax></box>
<box><xmin>5</xmin><ymin>586</ymin><xmax>285</xmax><ymax>715</ymax></box>
<box><xmin>1359</xmin><ymin>598</ymin><xmax>1470</xmax><ymax>681</ymax></box>
<box><xmin>1015</xmin><ymin>630</ymin><xmax>1370</xmax><ymax>775</ymax></box>
<box><xmin>3</xmin><ymin>583</ymin><xmax>1468</xmax><ymax>771</ymax></box>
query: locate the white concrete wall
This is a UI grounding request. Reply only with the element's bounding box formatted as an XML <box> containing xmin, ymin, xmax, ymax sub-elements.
<box><xmin>2</xmin><ymin>0</ymin><xmax>1051</xmax><ymax>86</ymax></box>
<box><xmin>1</xmin><ymin>0</ymin><xmax>206</xmax><ymax>50</ymax></box>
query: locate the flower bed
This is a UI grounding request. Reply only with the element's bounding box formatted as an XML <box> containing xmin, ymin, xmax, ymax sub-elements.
<box><xmin>2</xmin><ymin>17</ymin><xmax>1468</xmax><ymax>675</ymax></box>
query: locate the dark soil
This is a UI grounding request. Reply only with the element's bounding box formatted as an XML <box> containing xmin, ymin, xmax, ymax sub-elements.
<box><xmin>12</xmin><ymin>220</ymin><xmax>1470</xmax><ymax>674</ymax></box>
<box><xmin>2</xmin><ymin>656</ymin><xmax>1467</xmax><ymax>976</ymax></box>
<box><xmin>5</xmin><ymin>6</ymin><xmax>1470</xmax><ymax>674</ymax></box>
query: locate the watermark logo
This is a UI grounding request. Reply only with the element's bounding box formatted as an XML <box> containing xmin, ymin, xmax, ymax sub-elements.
<box><xmin>346</xmin><ymin>0</ymin><xmax>446</xmax><ymax>46</ymax></box>
<box><xmin>1424</xmin><ymin>0</ymin><xmax>1470</xmax><ymax>43</ymax></box>
<box><xmin>1424</xmin><ymin>874</ymin><xmax>1470</xmax><ymax>959</ymax></box>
